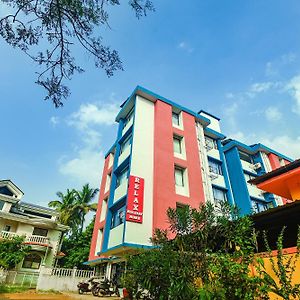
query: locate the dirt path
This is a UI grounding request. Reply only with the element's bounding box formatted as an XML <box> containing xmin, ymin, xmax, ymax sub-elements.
<box><xmin>0</xmin><ymin>291</ymin><xmax>120</xmax><ymax>300</ymax></box>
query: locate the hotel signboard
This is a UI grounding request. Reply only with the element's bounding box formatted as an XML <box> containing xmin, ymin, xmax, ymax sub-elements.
<box><xmin>126</xmin><ymin>175</ymin><xmax>144</xmax><ymax>223</ymax></box>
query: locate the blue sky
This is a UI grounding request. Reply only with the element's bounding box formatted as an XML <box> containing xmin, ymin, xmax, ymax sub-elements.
<box><xmin>1</xmin><ymin>0</ymin><xmax>300</xmax><ymax>207</ymax></box>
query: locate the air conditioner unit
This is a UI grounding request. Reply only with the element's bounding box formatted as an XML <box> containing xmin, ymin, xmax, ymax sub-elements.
<box><xmin>253</xmin><ymin>162</ymin><xmax>262</xmax><ymax>170</ymax></box>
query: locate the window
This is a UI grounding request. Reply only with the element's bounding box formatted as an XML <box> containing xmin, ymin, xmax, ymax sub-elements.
<box><xmin>116</xmin><ymin>167</ymin><xmax>128</xmax><ymax>188</ymax></box>
<box><xmin>239</xmin><ymin>151</ymin><xmax>253</xmax><ymax>164</ymax></box>
<box><xmin>244</xmin><ymin>172</ymin><xmax>256</xmax><ymax>183</ymax></box>
<box><xmin>173</xmin><ymin>136</ymin><xmax>182</xmax><ymax>154</ymax></box>
<box><xmin>120</xmin><ymin>135</ymin><xmax>131</xmax><ymax>154</ymax></box>
<box><xmin>32</xmin><ymin>227</ymin><xmax>48</xmax><ymax>237</ymax></box>
<box><xmin>251</xmin><ymin>200</ymin><xmax>269</xmax><ymax>213</ymax></box>
<box><xmin>22</xmin><ymin>253</ymin><xmax>42</xmax><ymax>269</ymax></box>
<box><xmin>0</xmin><ymin>186</ymin><xmax>13</xmax><ymax>197</ymax></box>
<box><xmin>172</xmin><ymin>112</ymin><xmax>180</xmax><ymax>126</ymax></box>
<box><xmin>212</xmin><ymin>187</ymin><xmax>227</xmax><ymax>203</ymax></box>
<box><xmin>205</xmin><ymin>136</ymin><xmax>218</xmax><ymax>150</ymax></box>
<box><xmin>279</xmin><ymin>158</ymin><xmax>286</xmax><ymax>167</ymax></box>
<box><xmin>111</xmin><ymin>206</ymin><xmax>125</xmax><ymax>229</ymax></box>
<box><xmin>4</xmin><ymin>225</ymin><xmax>11</xmax><ymax>232</ymax></box>
<box><xmin>174</xmin><ymin>167</ymin><xmax>184</xmax><ymax>187</ymax></box>
<box><xmin>0</xmin><ymin>200</ymin><xmax>5</xmax><ymax>211</ymax></box>
<box><xmin>208</xmin><ymin>160</ymin><xmax>223</xmax><ymax>175</ymax></box>
<box><xmin>123</xmin><ymin>108</ymin><xmax>134</xmax><ymax>127</ymax></box>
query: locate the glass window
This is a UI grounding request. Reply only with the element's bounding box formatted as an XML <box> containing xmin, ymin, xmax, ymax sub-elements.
<box><xmin>0</xmin><ymin>200</ymin><xmax>5</xmax><ymax>210</ymax></box>
<box><xmin>0</xmin><ymin>186</ymin><xmax>14</xmax><ymax>197</ymax></box>
<box><xmin>172</xmin><ymin>112</ymin><xmax>180</xmax><ymax>126</ymax></box>
<box><xmin>175</xmin><ymin>167</ymin><xmax>184</xmax><ymax>187</ymax></box>
<box><xmin>212</xmin><ymin>187</ymin><xmax>227</xmax><ymax>203</ymax></box>
<box><xmin>4</xmin><ymin>225</ymin><xmax>11</xmax><ymax>232</ymax></box>
<box><xmin>208</xmin><ymin>160</ymin><xmax>223</xmax><ymax>175</ymax></box>
<box><xmin>173</xmin><ymin>136</ymin><xmax>182</xmax><ymax>154</ymax></box>
<box><xmin>251</xmin><ymin>200</ymin><xmax>269</xmax><ymax>213</ymax></box>
<box><xmin>116</xmin><ymin>167</ymin><xmax>128</xmax><ymax>188</ymax></box>
<box><xmin>111</xmin><ymin>206</ymin><xmax>125</xmax><ymax>229</ymax></box>
<box><xmin>205</xmin><ymin>136</ymin><xmax>218</xmax><ymax>150</ymax></box>
<box><xmin>32</xmin><ymin>227</ymin><xmax>48</xmax><ymax>237</ymax></box>
<box><xmin>120</xmin><ymin>135</ymin><xmax>131</xmax><ymax>154</ymax></box>
<box><xmin>239</xmin><ymin>151</ymin><xmax>253</xmax><ymax>163</ymax></box>
<box><xmin>22</xmin><ymin>253</ymin><xmax>42</xmax><ymax>269</ymax></box>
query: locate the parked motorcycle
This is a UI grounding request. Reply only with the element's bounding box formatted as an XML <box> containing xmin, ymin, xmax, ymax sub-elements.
<box><xmin>77</xmin><ymin>277</ymin><xmax>100</xmax><ymax>294</ymax></box>
<box><xmin>94</xmin><ymin>277</ymin><xmax>120</xmax><ymax>297</ymax></box>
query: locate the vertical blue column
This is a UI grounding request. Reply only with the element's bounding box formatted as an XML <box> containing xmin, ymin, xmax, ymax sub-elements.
<box><xmin>217</xmin><ymin>140</ymin><xmax>235</xmax><ymax>206</ymax></box>
<box><xmin>224</xmin><ymin>147</ymin><xmax>252</xmax><ymax>215</ymax></box>
<box><xmin>101</xmin><ymin>118</ymin><xmax>125</xmax><ymax>253</ymax></box>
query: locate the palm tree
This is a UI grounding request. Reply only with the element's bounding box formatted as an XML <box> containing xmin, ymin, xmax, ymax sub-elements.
<box><xmin>74</xmin><ymin>184</ymin><xmax>99</xmax><ymax>233</ymax></box>
<box><xmin>48</xmin><ymin>189</ymin><xmax>80</xmax><ymax>232</ymax></box>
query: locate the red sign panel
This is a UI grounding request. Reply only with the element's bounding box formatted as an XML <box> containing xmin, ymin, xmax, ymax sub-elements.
<box><xmin>126</xmin><ymin>175</ymin><xmax>144</xmax><ymax>223</ymax></box>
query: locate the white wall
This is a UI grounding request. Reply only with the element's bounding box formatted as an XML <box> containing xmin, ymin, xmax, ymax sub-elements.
<box><xmin>108</xmin><ymin>224</ymin><xmax>124</xmax><ymax>248</ymax></box>
<box><xmin>113</xmin><ymin>181</ymin><xmax>128</xmax><ymax>203</ymax></box>
<box><xmin>199</xmin><ymin>112</ymin><xmax>221</xmax><ymax>132</ymax></box>
<box><xmin>124</xmin><ymin>95</ymin><xmax>154</xmax><ymax>246</ymax></box>
<box><xmin>195</xmin><ymin>122</ymin><xmax>214</xmax><ymax>203</ymax></box>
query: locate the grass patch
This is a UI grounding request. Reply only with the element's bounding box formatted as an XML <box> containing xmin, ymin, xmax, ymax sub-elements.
<box><xmin>38</xmin><ymin>289</ymin><xmax>62</xmax><ymax>294</ymax></box>
<box><xmin>0</xmin><ymin>285</ymin><xmax>31</xmax><ymax>294</ymax></box>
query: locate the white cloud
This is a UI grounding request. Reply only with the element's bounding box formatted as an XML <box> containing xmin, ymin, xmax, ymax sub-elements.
<box><xmin>281</xmin><ymin>53</ymin><xmax>296</xmax><ymax>64</ymax></box>
<box><xmin>223</xmin><ymin>102</ymin><xmax>239</xmax><ymax>129</ymax></box>
<box><xmin>67</xmin><ymin>102</ymin><xmax>120</xmax><ymax>130</ymax></box>
<box><xmin>286</xmin><ymin>75</ymin><xmax>300</xmax><ymax>115</ymax></box>
<box><xmin>50</xmin><ymin>116</ymin><xmax>60</xmax><ymax>126</ymax></box>
<box><xmin>249</xmin><ymin>82</ymin><xmax>274</xmax><ymax>93</ymax></box>
<box><xmin>59</xmin><ymin>100</ymin><xmax>120</xmax><ymax>187</ymax></box>
<box><xmin>178</xmin><ymin>41</ymin><xmax>194</xmax><ymax>53</ymax></box>
<box><xmin>228</xmin><ymin>131</ymin><xmax>300</xmax><ymax>160</ymax></box>
<box><xmin>59</xmin><ymin>148</ymin><xmax>104</xmax><ymax>187</ymax></box>
<box><xmin>265</xmin><ymin>106</ymin><xmax>282</xmax><ymax>122</ymax></box>
<box><xmin>265</xmin><ymin>61</ymin><xmax>278</xmax><ymax>77</ymax></box>
<box><xmin>225</xmin><ymin>92</ymin><xmax>235</xmax><ymax>99</ymax></box>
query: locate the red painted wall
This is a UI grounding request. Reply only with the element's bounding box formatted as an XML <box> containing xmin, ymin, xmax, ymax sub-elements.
<box><xmin>88</xmin><ymin>155</ymin><xmax>112</xmax><ymax>261</ymax></box>
<box><xmin>267</xmin><ymin>153</ymin><xmax>292</xmax><ymax>205</ymax></box>
<box><xmin>268</xmin><ymin>153</ymin><xmax>281</xmax><ymax>170</ymax></box>
<box><xmin>153</xmin><ymin>100</ymin><xmax>205</xmax><ymax>234</ymax></box>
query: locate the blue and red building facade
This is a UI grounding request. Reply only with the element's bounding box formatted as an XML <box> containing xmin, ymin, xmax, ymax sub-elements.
<box><xmin>86</xmin><ymin>86</ymin><xmax>293</xmax><ymax>275</ymax></box>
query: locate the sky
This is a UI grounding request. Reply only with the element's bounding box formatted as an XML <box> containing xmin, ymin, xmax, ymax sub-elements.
<box><xmin>1</xmin><ymin>0</ymin><xmax>300</xmax><ymax>208</ymax></box>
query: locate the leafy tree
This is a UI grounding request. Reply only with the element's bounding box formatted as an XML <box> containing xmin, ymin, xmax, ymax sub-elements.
<box><xmin>59</xmin><ymin>217</ymin><xmax>95</xmax><ymax>268</ymax></box>
<box><xmin>74</xmin><ymin>183</ymin><xmax>98</xmax><ymax>234</ymax></box>
<box><xmin>0</xmin><ymin>0</ymin><xmax>154</xmax><ymax>107</ymax></box>
<box><xmin>49</xmin><ymin>188</ymin><xmax>79</xmax><ymax>233</ymax></box>
<box><xmin>0</xmin><ymin>236</ymin><xmax>30</xmax><ymax>269</ymax></box>
<box><xmin>124</xmin><ymin>202</ymin><xmax>268</xmax><ymax>300</ymax></box>
<box><xmin>256</xmin><ymin>227</ymin><xmax>300</xmax><ymax>300</ymax></box>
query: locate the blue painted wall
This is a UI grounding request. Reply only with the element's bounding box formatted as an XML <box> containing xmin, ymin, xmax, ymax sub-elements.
<box><xmin>223</xmin><ymin>147</ymin><xmax>252</xmax><ymax>215</ymax></box>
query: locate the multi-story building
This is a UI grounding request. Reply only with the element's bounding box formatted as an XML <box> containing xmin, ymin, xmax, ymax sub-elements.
<box><xmin>86</xmin><ymin>86</ymin><xmax>292</xmax><ymax>276</ymax></box>
<box><xmin>0</xmin><ymin>179</ymin><xmax>68</xmax><ymax>272</ymax></box>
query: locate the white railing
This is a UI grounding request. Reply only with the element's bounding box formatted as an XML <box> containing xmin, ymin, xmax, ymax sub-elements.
<box><xmin>50</xmin><ymin>267</ymin><xmax>95</xmax><ymax>278</ymax></box>
<box><xmin>0</xmin><ymin>231</ymin><xmax>18</xmax><ymax>239</ymax></box>
<box><xmin>26</xmin><ymin>235</ymin><xmax>49</xmax><ymax>244</ymax></box>
<box><xmin>1</xmin><ymin>231</ymin><xmax>50</xmax><ymax>245</ymax></box>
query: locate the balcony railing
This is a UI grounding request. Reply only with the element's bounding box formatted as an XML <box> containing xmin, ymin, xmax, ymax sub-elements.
<box><xmin>0</xmin><ymin>231</ymin><xmax>50</xmax><ymax>245</ymax></box>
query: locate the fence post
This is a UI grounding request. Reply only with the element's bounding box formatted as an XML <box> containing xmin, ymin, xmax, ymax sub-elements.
<box><xmin>36</xmin><ymin>265</ymin><xmax>46</xmax><ymax>291</ymax></box>
<box><xmin>72</xmin><ymin>266</ymin><xmax>77</xmax><ymax>279</ymax></box>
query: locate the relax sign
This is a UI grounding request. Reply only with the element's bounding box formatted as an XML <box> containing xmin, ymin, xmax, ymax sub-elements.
<box><xmin>126</xmin><ymin>175</ymin><xmax>144</xmax><ymax>223</ymax></box>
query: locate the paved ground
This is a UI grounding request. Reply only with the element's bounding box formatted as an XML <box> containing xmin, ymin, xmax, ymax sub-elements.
<box><xmin>0</xmin><ymin>291</ymin><xmax>120</xmax><ymax>300</ymax></box>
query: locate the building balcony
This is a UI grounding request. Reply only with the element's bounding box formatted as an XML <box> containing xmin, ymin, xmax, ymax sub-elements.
<box><xmin>0</xmin><ymin>230</ymin><xmax>50</xmax><ymax>248</ymax></box>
